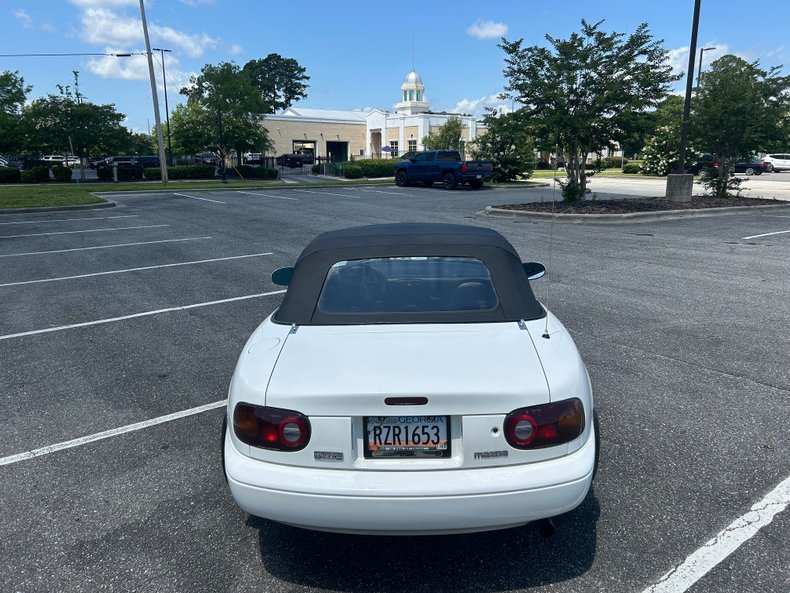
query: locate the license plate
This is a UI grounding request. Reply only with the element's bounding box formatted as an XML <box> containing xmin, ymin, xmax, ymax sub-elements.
<box><xmin>364</xmin><ymin>416</ymin><xmax>450</xmax><ymax>458</ymax></box>
<box><xmin>476</xmin><ymin>174</ymin><xmax>482</xmax><ymax>179</ymax></box>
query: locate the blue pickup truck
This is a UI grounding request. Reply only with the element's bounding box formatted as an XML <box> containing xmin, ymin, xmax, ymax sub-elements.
<box><xmin>395</xmin><ymin>150</ymin><xmax>493</xmax><ymax>190</ymax></box>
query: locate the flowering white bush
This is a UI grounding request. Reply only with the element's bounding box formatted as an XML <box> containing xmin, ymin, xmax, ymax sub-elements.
<box><xmin>641</xmin><ymin>125</ymin><xmax>698</xmax><ymax>176</ymax></box>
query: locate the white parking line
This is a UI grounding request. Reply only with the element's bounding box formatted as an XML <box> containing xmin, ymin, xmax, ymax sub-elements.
<box><xmin>235</xmin><ymin>191</ymin><xmax>298</xmax><ymax>201</ymax></box>
<box><xmin>0</xmin><ymin>215</ymin><xmax>139</xmax><ymax>226</ymax></box>
<box><xmin>0</xmin><ymin>236</ymin><xmax>212</xmax><ymax>258</ymax></box>
<box><xmin>173</xmin><ymin>192</ymin><xmax>226</xmax><ymax>204</ymax></box>
<box><xmin>642</xmin><ymin>474</ymin><xmax>790</xmax><ymax>593</ymax></box>
<box><xmin>0</xmin><ymin>400</ymin><xmax>227</xmax><ymax>467</ymax></box>
<box><xmin>0</xmin><ymin>289</ymin><xmax>286</xmax><ymax>341</ymax></box>
<box><xmin>741</xmin><ymin>229</ymin><xmax>790</xmax><ymax>240</ymax></box>
<box><xmin>0</xmin><ymin>224</ymin><xmax>169</xmax><ymax>239</ymax></box>
<box><xmin>0</xmin><ymin>252</ymin><xmax>274</xmax><ymax>287</ymax></box>
<box><xmin>359</xmin><ymin>189</ymin><xmax>416</xmax><ymax>197</ymax></box>
<box><xmin>290</xmin><ymin>188</ymin><xmax>358</xmax><ymax>198</ymax></box>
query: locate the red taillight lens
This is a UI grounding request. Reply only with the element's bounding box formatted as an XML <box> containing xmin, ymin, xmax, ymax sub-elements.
<box><xmin>504</xmin><ymin>398</ymin><xmax>585</xmax><ymax>449</ymax></box>
<box><xmin>461</xmin><ymin>162</ymin><xmax>468</xmax><ymax>173</ymax></box>
<box><xmin>233</xmin><ymin>403</ymin><xmax>311</xmax><ymax>451</ymax></box>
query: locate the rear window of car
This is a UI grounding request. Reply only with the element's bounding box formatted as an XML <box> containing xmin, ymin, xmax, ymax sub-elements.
<box><xmin>317</xmin><ymin>256</ymin><xmax>498</xmax><ymax>314</ymax></box>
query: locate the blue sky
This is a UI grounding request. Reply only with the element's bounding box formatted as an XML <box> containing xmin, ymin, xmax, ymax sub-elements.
<box><xmin>2</xmin><ymin>0</ymin><xmax>789</xmax><ymax>133</ymax></box>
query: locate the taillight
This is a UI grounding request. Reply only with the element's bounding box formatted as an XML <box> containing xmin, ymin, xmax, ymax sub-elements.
<box><xmin>461</xmin><ymin>162</ymin><xmax>468</xmax><ymax>173</ymax></box>
<box><xmin>504</xmin><ymin>398</ymin><xmax>585</xmax><ymax>449</ymax></box>
<box><xmin>233</xmin><ymin>403</ymin><xmax>311</xmax><ymax>451</ymax></box>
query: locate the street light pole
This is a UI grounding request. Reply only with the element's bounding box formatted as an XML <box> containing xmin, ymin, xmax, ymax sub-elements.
<box><xmin>696</xmin><ymin>46</ymin><xmax>716</xmax><ymax>96</ymax></box>
<box><xmin>152</xmin><ymin>47</ymin><xmax>173</xmax><ymax>166</ymax></box>
<box><xmin>138</xmin><ymin>0</ymin><xmax>168</xmax><ymax>185</ymax></box>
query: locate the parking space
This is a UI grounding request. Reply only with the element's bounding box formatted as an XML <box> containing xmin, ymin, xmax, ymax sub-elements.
<box><xmin>1</xmin><ymin>184</ymin><xmax>789</xmax><ymax>593</ymax></box>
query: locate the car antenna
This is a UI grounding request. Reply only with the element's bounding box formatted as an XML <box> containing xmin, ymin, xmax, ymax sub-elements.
<box><xmin>542</xmin><ymin>146</ymin><xmax>559</xmax><ymax>340</ymax></box>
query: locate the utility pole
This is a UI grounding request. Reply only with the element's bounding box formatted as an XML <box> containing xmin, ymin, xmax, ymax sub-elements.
<box><xmin>696</xmin><ymin>46</ymin><xmax>716</xmax><ymax>96</ymax></box>
<box><xmin>138</xmin><ymin>0</ymin><xmax>168</xmax><ymax>185</ymax></box>
<box><xmin>153</xmin><ymin>47</ymin><xmax>173</xmax><ymax>166</ymax></box>
<box><xmin>665</xmin><ymin>0</ymin><xmax>701</xmax><ymax>202</ymax></box>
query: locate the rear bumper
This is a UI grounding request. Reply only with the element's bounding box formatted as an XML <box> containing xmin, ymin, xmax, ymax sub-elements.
<box><xmin>225</xmin><ymin>426</ymin><xmax>595</xmax><ymax>535</ymax></box>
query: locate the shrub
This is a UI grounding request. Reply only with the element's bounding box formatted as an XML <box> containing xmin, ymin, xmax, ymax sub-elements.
<box><xmin>20</xmin><ymin>166</ymin><xmax>50</xmax><ymax>183</ymax></box>
<box><xmin>311</xmin><ymin>164</ymin><xmax>321</xmax><ymax>175</ymax></box>
<box><xmin>603</xmin><ymin>156</ymin><xmax>628</xmax><ymax>168</ymax></box>
<box><xmin>51</xmin><ymin>165</ymin><xmax>73</xmax><ymax>182</ymax></box>
<box><xmin>622</xmin><ymin>162</ymin><xmax>642</xmax><ymax>174</ymax></box>
<box><xmin>145</xmin><ymin>165</ymin><xmax>215</xmax><ymax>180</ymax></box>
<box><xmin>343</xmin><ymin>163</ymin><xmax>364</xmax><ymax>179</ymax></box>
<box><xmin>97</xmin><ymin>166</ymin><xmax>144</xmax><ymax>181</ymax></box>
<box><xmin>350</xmin><ymin>158</ymin><xmax>396</xmax><ymax>178</ymax></box>
<box><xmin>253</xmin><ymin>167</ymin><xmax>278</xmax><ymax>179</ymax></box>
<box><xmin>0</xmin><ymin>167</ymin><xmax>21</xmax><ymax>183</ymax></box>
<box><xmin>144</xmin><ymin>167</ymin><xmax>161</xmax><ymax>180</ymax></box>
<box><xmin>97</xmin><ymin>167</ymin><xmax>113</xmax><ymax>181</ymax></box>
<box><xmin>535</xmin><ymin>160</ymin><xmax>554</xmax><ymax>170</ymax></box>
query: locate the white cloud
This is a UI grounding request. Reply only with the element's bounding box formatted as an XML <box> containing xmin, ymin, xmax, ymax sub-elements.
<box><xmin>466</xmin><ymin>20</ymin><xmax>508</xmax><ymax>40</ymax></box>
<box><xmin>229</xmin><ymin>43</ymin><xmax>244</xmax><ymax>55</ymax></box>
<box><xmin>667</xmin><ymin>43</ymin><xmax>730</xmax><ymax>78</ymax></box>
<box><xmin>78</xmin><ymin>7</ymin><xmax>218</xmax><ymax>59</ymax></box>
<box><xmin>85</xmin><ymin>50</ymin><xmax>194</xmax><ymax>95</ymax></box>
<box><xmin>452</xmin><ymin>94</ymin><xmax>511</xmax><ymax>118</ymax></box>
<box><xmin>13</xmin><ymin>9</ymin><xmax>33</xmax><ymax>28</ymax></box>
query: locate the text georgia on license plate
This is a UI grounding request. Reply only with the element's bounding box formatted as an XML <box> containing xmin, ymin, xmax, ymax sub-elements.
<box><xmin>366</xmin><ymin>416</ymin><xmax>448</xmax><ymax>451</ymax></box>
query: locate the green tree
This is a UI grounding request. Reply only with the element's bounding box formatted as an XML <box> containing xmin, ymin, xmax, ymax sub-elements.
<box><xmin>0</xmin><ymin>70</ymin><xmax>32</xmax><ymax>154</ymax></box>
<box><xmin>181</xmin><ymin>61</ymin><xmax>272</xmax><ymax>167</ymax></box>
<box><xmin>692</xmin><ymin>55</ymin><xmax>790</xmax><ymax>197</ymax></box>
<box><xmin>470</xmin><ymin>109</ymin><xmax>534</xmax><ymax>181</ymax></box>
<box><xmin>615</xmin><ymin>94</ymin><xmax>682</xmax><ymax>158</ymax></box>
<box><xmin>20</xmin><ymin>85</ymin><xmax>128</xmax><ymax>159</ymax></box>
<box><xmin>500</xmin><ymin>20</ymin><xmax>678</xmax><ymax>201</ymax></box>
<box><xmin>242</xmin><ymin>53</ymin><xmax>309</xmax><ymax>113</ymax></box>
<box><xmin>422</xmin><ymin>115</ymin><xmax>465</xmax><ymax>150</ymax></box>
<box><xmin>640</xmin><ymin>125</ymin><xmax>698</xmax><ymax>176</ymax></box>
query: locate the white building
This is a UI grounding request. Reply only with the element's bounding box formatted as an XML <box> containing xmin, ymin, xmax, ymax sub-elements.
<box><xmin>262</xmin><ymin>70</ymin><xmax>484</xmax><ymax>161</ymax></box>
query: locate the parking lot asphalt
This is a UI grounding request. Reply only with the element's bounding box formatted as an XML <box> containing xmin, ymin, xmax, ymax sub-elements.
<box><xmin>1</xmin><ymin>183</ymin><xmax>789</xmax><ymax>593</ymax></box>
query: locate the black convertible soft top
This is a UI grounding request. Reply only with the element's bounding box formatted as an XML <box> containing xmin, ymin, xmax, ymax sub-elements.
<box><xmin>273</xmin><ymin>223</ymin><xmax>545</xmax><ymax>325</ymax></box>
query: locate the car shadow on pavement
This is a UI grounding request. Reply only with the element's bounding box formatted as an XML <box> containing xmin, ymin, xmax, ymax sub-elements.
<box><xmin>250</xmin><ymin>490</ymin><xmax>600</xmax><ymax>592</ymax></box>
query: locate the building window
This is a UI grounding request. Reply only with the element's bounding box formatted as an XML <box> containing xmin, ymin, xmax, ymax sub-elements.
<box><xmin>390</xmin><ymin>141</ymin><xmax>399</xmax><ymax>157</ymax></box>
<box><xmin>416</xmin><ymin>91</ymin><xmax>422</xmax><ymax>102</ymax></box>
<box><xmin>408</xmin><ymin>90</ymin><xmax>414</xmax><ymax>101</ymax></box>
<box><xmin>403</xmin><ymin>91</ymin><xmax>407</xmax><ymax>102</ymax></box>
<box><xmin>408</xmin><ymin>139</ymin><xmax>417</xmax><ymax>152</ymax></box>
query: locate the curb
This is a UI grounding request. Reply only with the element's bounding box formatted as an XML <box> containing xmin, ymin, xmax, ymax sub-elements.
<box><xmin>484</xmin><ymin>203</ymin><xmax>790</xmax><ymax>223</ymax></box>
<box><xmin>0</xmin><ymin>200</ymin><xmax>116</xmax><ymax>215</ymax></box>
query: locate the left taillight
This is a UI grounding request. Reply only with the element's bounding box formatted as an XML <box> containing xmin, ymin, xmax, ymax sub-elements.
<box><xmin>461</xmin><ymin>162</ymin><xmax>469</xmax><ymax>173</ymax></box>
<box><xmin>504</xmin><ymin>398</ymin><xmax>585</xmax><ymax>449</ymax></box>
<box><xmin>233</xmin><ymin>403</ymin><xmax>311</xmax><ymax>451</ymax></box>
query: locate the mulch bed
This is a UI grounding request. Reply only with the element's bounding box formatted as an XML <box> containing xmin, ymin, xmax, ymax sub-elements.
<box><xmin>492</xmin><ymin>196</ymin><xmax>786</xmax><ymax>214</ymax></box>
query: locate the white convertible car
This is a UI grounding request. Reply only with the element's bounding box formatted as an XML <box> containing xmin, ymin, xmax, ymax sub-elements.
<box><xmin>223</xmin><ymin>223</ymin><xmax>598</xmax><ymax>535</ymax></box>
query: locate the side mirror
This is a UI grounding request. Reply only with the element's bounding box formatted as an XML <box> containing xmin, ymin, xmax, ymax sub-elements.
<box><xmin>522</xmin><ymin>262</ymin><xmax>546</xmax><ymax>281</ymax></box>
<box><xmin>271</xmin><ymin>267</ymin><xmax>294</xmax><ymax>286</ymax></box>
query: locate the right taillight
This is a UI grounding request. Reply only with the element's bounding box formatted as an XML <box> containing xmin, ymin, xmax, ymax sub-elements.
<box><xmin>233</xmin><ymin>403</ymin><xmax>311</xmax><ymax>451</ymax></box>
<box><xmin>504</xmin><ymin>398</ymin><xmax>585</xmax><ymax>449</ymax></box>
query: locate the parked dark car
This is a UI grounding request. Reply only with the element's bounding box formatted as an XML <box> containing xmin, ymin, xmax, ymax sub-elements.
<box><xmin>276</xmin><ymin>153</ymin><xmax>313</xmax><ymax>167</ymax></box>
<box><xmin>688</xmin><ymin>155</ymin><xmax>764</xmax><ymax>177</ymax></box>
<box><xmin>98</xmin><ymin>155</ymin><xmax>160</xmax><ymax>168</ymax></box>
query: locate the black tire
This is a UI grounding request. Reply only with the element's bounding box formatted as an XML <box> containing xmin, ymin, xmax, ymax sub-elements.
<box><xmin>469</xmin><ymin>180</ymin><xmax>483</xmax><ymax>189</ymax></box>
<box><xmin>221</xmin><ymin>413</ymin><xmax>228</xmax><ymax>484</ymax></box>
<box><xmin>442</xmin><ymin>172</ymin><xmax>456</xmax><ymax>190</ymax></box>
<box><xmin>754</xmin><ymin>169</ymin><xmax>762</xmax><ymax>175</ymax></box>
<box><xmin>745</xmin><ymin>167</ymin><xmax>755</xmax><ymax>176</ymax></box>
<box><xmin>765</xmin><ymin>163</ymin><xmax>774</xmax><ymax>172</ymax></box>
<box><xmin>592</xmin><ymin>409</ymin><xmax>600</xmax><ymax>481</ymax></box>
<box><xmin>395</xmin><ymin>171</ymin><xmax>408</xmax><ymax>187</ymax></box>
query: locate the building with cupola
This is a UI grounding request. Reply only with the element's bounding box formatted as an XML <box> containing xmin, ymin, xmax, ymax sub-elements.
<box><xmin>262</xmin><ymin>70</ymin><xmax>485</xmax><ymax>162</ymax></box>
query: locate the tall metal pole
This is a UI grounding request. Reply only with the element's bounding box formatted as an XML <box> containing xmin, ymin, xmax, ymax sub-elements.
<box><xmin>139</xmin><ymin>0</ymin><xmax>168</xmax><ymax>184</ymax></box>
<box><xmin>676</xmin><ymin>0</ymin><xmax>701</xmax><ymax>174</ymax></box>
<box><xmin>153</xmin><ymin>48</ymin><xmax>173</xmax><ymax>166</ymax></box>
